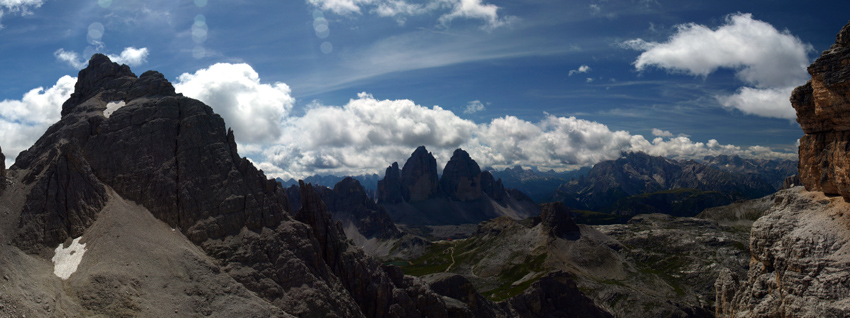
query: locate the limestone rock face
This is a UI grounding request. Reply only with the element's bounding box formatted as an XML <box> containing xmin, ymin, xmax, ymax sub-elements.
<box><xmin>401</xmin><ymin>146</ymin><xmax>441</xmax><ymax>202</ymax></box>
<box><xmin>440</xmin><ymin>149</ymin><xmax>483</xmax><ymax>202</ymax></box>
<box><xmin>480</xmin><ymin>171</ymin><xmax>505</xmax><ymax>202</ymax></box>
<box><xmin>715</xmin><ymin>188</ymin><xmax>850</xmax><ymax>317</ymax></box>
<box><xmin>377</xmin><ymin>162</ymin><xmax>404</xmax><ymax>204</ymax></box>
<box><xmin>793</xmin><ymin>21</ymin><xmax>850</xmax><ymax>201</ymax></box>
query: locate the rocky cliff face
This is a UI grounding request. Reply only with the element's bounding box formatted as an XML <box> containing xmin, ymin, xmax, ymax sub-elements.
<box><xmin>716</xmin><ymin>21</ymin><xmax>850</xmax><ymax>318</ymax></box>
<box><xmin>440</xmin><ymin>149</ymin><xmax>483</xmax><ymax>202</ymax></box>
<box><xmin>3</xmin><ymin>54</ymin><xmax>457</xmax><ymax>317</ymax></box>
<box><xmin>377</xmin><ymin>146</ymin><xmax>539</xmax><ymax>225</ymax></box>
<box><xmin>377</xmin><ymin>162</ymin><xmax>404</xmax><ymax>204</ymax></box>
<box><xmin>401</xmin><ymin>146</ymin><xmax>441</xmax><ymax>202</ymax></box>
<box><xmin>794</xmin><ymin>21</ymin><xmax>850</xmax><ymax>201</ymax></box>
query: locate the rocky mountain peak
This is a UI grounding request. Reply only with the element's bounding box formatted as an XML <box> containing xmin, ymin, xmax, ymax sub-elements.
<box><xmin>60</xmin><ymin>54</ymin><xmax>175</xmax><ymax>118</ymax></box>
<box><xmin>440</xmin><ymin>148</ymin><xmax>483</xmax><ymax>201</ymax></box>
<box><xmin>400</xmin><ymin>145</ymin><xmax>441</xmax><ymax>201</ymax></box>
<box><xmin>794</xmin><ymin>20</ymin><xmax>850</xmax><ymax>201</ymax></box>
<box><xmin>376</xmin><ymin>161</ymin><xmax>403</xmax><ymax>204</ymax></box>
<box><xmin>0</xmin><ymin>144</ymin><xmax>5</xmax><ymax>179</ymax></box>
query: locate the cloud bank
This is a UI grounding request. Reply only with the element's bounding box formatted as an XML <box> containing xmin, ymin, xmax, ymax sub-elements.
<box><xmin>1</xmin><ymin>62</ymin><xmax>796</xmax><ymax>178</ymax></box>
<box><xmin>623</xmin><ymin>13</ymin><xmax>812</xmax><ymax>119</ymax></box>
<box><xmin>173</xmin><ymin>63</ymin><xmax>796</xmax><ymax>180</ymax></box>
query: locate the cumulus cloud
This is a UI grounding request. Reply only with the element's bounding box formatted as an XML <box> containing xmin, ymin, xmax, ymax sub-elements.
<box><xmin>0</xmin><ymin>75</ymin><xmax>76</xmax><ymax>166</ymax></box>
<box><xmin>651</xmin><ymin>128</ymin><xmax>673</xmax><ymax>137</ymax></box>
<box><xmin>463</xmin><ymin>100</ymin><xmax>485</xmax><ymax>114</ymax></box>
<box><xmin>54</xmin><ymin>47</ymin><xmax>150</xmax><ymax>69</ymax></box>
<box><xmin>174</xmin><ymin>63</ymin><xmax>295</xmax><ymax>145</ymax></box>
<box><xmin>623</xmin><ymin>13</ymin><xmax>812</xmax><ymax>119</ymax></box>
<box><xmin>307</xmin><ymin>0</ymin><xmax>513</xmax><ymax>29</ymax></box>
<box><xmin>107</xmin><ymin>47</ymin><xmax>149</xmax><ymax>66</ymax></box>
<box><xmin>166</xmin><ymin>64</ymin><xmax>795</xmax><ymax>179</ymax></box>
<box><xmin>568</xmin><ymin>65</ymin><xmax>591</xmax><ymax>76</ymax></box>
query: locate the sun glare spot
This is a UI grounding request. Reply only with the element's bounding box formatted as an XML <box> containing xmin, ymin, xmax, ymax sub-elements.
<box><xmin>88</xmin><ymin>22</ymin><xmax>104</xmax><ymax>45</ymax></box>
<box><xmin>193</xmin><ymin>46</ymin><xmax>206</xmax><ymax>59</ymax></box>
<box><xmin>194</xmin><ymin>14</ymin><xmax>206</xmax><ymax>24</ymax></box>
<box><xmin>314</xmin><ymin>16</ymin><xmax>329</xmax><ymax>39</ymax></box>
<box><xmin>192</xmin><ymin>21</ymin><xmax>208</xmax><ymax>43</ymax></box>
<box><xmin>98</xmin><ymin>0</ymin><xmax>111</xmax><ymax>8</ymax></box>
<box><xmin>194</xmin><ymin>0</ymin><xmax>207</xmax><ymax>8</ymax></box>
<box><xmin>320</xmin><ymin>41</ymin><xmax>333</xmax><ymax>54</ymax></box>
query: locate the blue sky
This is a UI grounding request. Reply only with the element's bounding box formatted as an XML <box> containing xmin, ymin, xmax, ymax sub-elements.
<box><xmin>1</xmin><ymin>0</ymin><xmax>848</xmax><ymax>179</ymax></box>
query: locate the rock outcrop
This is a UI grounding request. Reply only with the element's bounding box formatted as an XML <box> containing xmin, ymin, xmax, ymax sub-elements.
<box><xmin>440</xmin><ymin>149</ymin><xmax>483</xmax><ymax>202</ymax></box>
<box><xmin>536</xmin><ymin>202</ymin><xmax>580</xmax><ymax>239</ymax></box>
<box><xmin>377</xmin><ymin>163</ymin><xmax>404</xmax><ymax>204</ymax></box>
<box><xmin>793</xmin><ymin>21</ymin><xmax>850</xmax><ymax>201</ymax></box>
<box><xmin>401</xmin><ymin>146</ymin><xmax>441</xmax><ymax>202</ymax></box>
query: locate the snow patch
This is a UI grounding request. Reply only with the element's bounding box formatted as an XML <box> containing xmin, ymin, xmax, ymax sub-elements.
<box><xmin>52</xmin><ymin>236</ymin><xmax>87</xmax><ymax>280</ymax></box>
<box><xmin>104</xmin><ymin>101</ymin><xmax>126</xmax><ymax>118</ymax></box>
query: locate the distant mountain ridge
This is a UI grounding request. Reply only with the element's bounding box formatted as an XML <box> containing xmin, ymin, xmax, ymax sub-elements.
<box><xmin>552</xmin><ymin>152</ymin><xmax>791</xmax><ymax>217</ymax></box>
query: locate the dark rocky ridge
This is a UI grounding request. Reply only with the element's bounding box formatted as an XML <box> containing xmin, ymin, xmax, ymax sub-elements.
<box><xmin>535</xmin><ymin>202</ymin><xmax>580</xmax><ymax>239</ymax></box>
<box><xmin>8</xmin><ymin>54</ymin><xmax>462</xmax><ymax>317</ymax></box>
<box><xmin>377</xmin><ymin>162</ymin><xmax>404</xmax><ymax>204</ymax></box>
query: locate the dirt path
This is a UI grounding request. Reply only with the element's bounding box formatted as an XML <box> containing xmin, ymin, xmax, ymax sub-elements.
<box><xmin>444</xmin><ymin>247</ymin><xmax>455</xmax><ymax>272</ymax></box>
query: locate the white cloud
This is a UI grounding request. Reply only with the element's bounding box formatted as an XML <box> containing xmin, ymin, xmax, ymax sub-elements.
<box><xmin>463</xmin><ymin>100</ymin><xmax>485</xmax><ymax>114</ymax></box>
<box><xmin>568</xmin><ymin>64</ymin><xmax>591</xmax><ymax>76</ymax></box>
<box><xmin>54</xmin><ymin>49</ymin><xmax>86</xmax><ymax>69</ymax></box>
<box><xmin>307</xmin><ymin>0</ymin><xmax>513</xmax><ymax>29</ymax></box>
<box><xmin>623</xmin><ymin>13</ymin><xmax>812</xmax><ymax>119</ymax></box>
<box><xmin>651</xmin><ymin>128</ymin><xmax>674</xmax><ymax>137</ymax></box>
<box><xmin>716</xmin><ymin>86</ymin><xmax>797</xmax><ymax>119</ymax></box>
<box><xmin>586</xmin><ymin>78</ymin><xmax>593</xmax><ymax>83</ymax></box>
<box><xmin>0</xmin><ymin>75</ymin><xmax>76</xmax><ymax>166</ymax></box>
<box><xmin>0</xmin><ymin>0</ymin><xmax>43</xmax><ymax>28</ymax></box>
<box><xmin>174</xmin><ymin>63</ymin><xmax>294</xmax><ymax>145</ymax></box>
<box><xmin>107</xmin><ymin>47</ymin><xmax>149</xmax><ymax>67</ymax></box>
<box><xmin>54</xmin><ymin>47</ymin><xmax>150</xmax><ymax>69</ymax></box>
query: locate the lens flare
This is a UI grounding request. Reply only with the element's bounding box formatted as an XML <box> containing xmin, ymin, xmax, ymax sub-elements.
<box><xmin>313</xmin><ymin>17</ymin><xmax>329</xmax><ymax>39</ymax></box>
<box><xmin>320</xmin><ymin>42</ymin><xmax>333</xmax><ymax>54</ymax></box>
<box><xmin>87</xmin><ymin>22</ymin><xmax>105</xmax><ymax>45</ymax></box>
<box><xmin>194</xmin><ymin>14</ymin><xmax>206</xmax><ymax>24</ymax></box>
<box><xmin>194</xmin><ymin>0</ymin><xmax>207</xmax><ymax>8</ymax></box>
<box><xmin>98</xmin><ymin>0</ymin><xmax>111</xmax><ymax>8</ymax></box>
<box><xmin>192</xmin><ymin>20</ymin><xmax>208</xmax><ymax>43</ymax></box>
<box><xmin>193</xmin><ymin>46</ymin><xmax>205</xmax><ymax>59</ymax></box>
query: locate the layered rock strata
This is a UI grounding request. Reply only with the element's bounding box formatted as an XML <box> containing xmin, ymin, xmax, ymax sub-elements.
<box><xmin>793</xmin><ymin>21</ymin><xmax>850</xmax><ymax>201</ymax></box>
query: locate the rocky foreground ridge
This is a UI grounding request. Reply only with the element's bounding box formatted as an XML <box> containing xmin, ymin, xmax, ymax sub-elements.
<box><xmin>715</xmin><ymin>20</ymin><xmax>850</xmax><ymax>317</ymax></box>
<box><xmin>0</xmin><ymin>55</ymin><xmax>608</xmax><ymax>317</ymax></box>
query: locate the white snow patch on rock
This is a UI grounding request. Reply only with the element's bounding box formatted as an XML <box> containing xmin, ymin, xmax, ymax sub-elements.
<box><xmin>52</xmin><ymin>236</ymin><xmax>87</xmax><ymax>280</ymax></box>
<box><xmin>104</xmin><ymin>101</ymin><xmax>126</xmax><ymax>118</ymax></box>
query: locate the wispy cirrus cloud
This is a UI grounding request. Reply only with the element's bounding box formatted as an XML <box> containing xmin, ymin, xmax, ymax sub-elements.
<box><xmin>307</xmin><ymin>0</ymin><xmax>515</xmax><ymax>30</ymax></box>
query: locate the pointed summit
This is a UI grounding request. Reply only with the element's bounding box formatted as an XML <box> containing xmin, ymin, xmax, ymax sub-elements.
<box><xmin>440</xmin><ymin>148</ymin><xmax>483</xmax><ymax>201</ymax></box>
<box><xmin>60</xmin><ymin>54</ymin><xmax>175</xmax><ymax>117</ymax></box>
<box><xmin>401</xmin><ymin>145</ymin><xmax>441</xmax><ymax>201</ymax></box>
